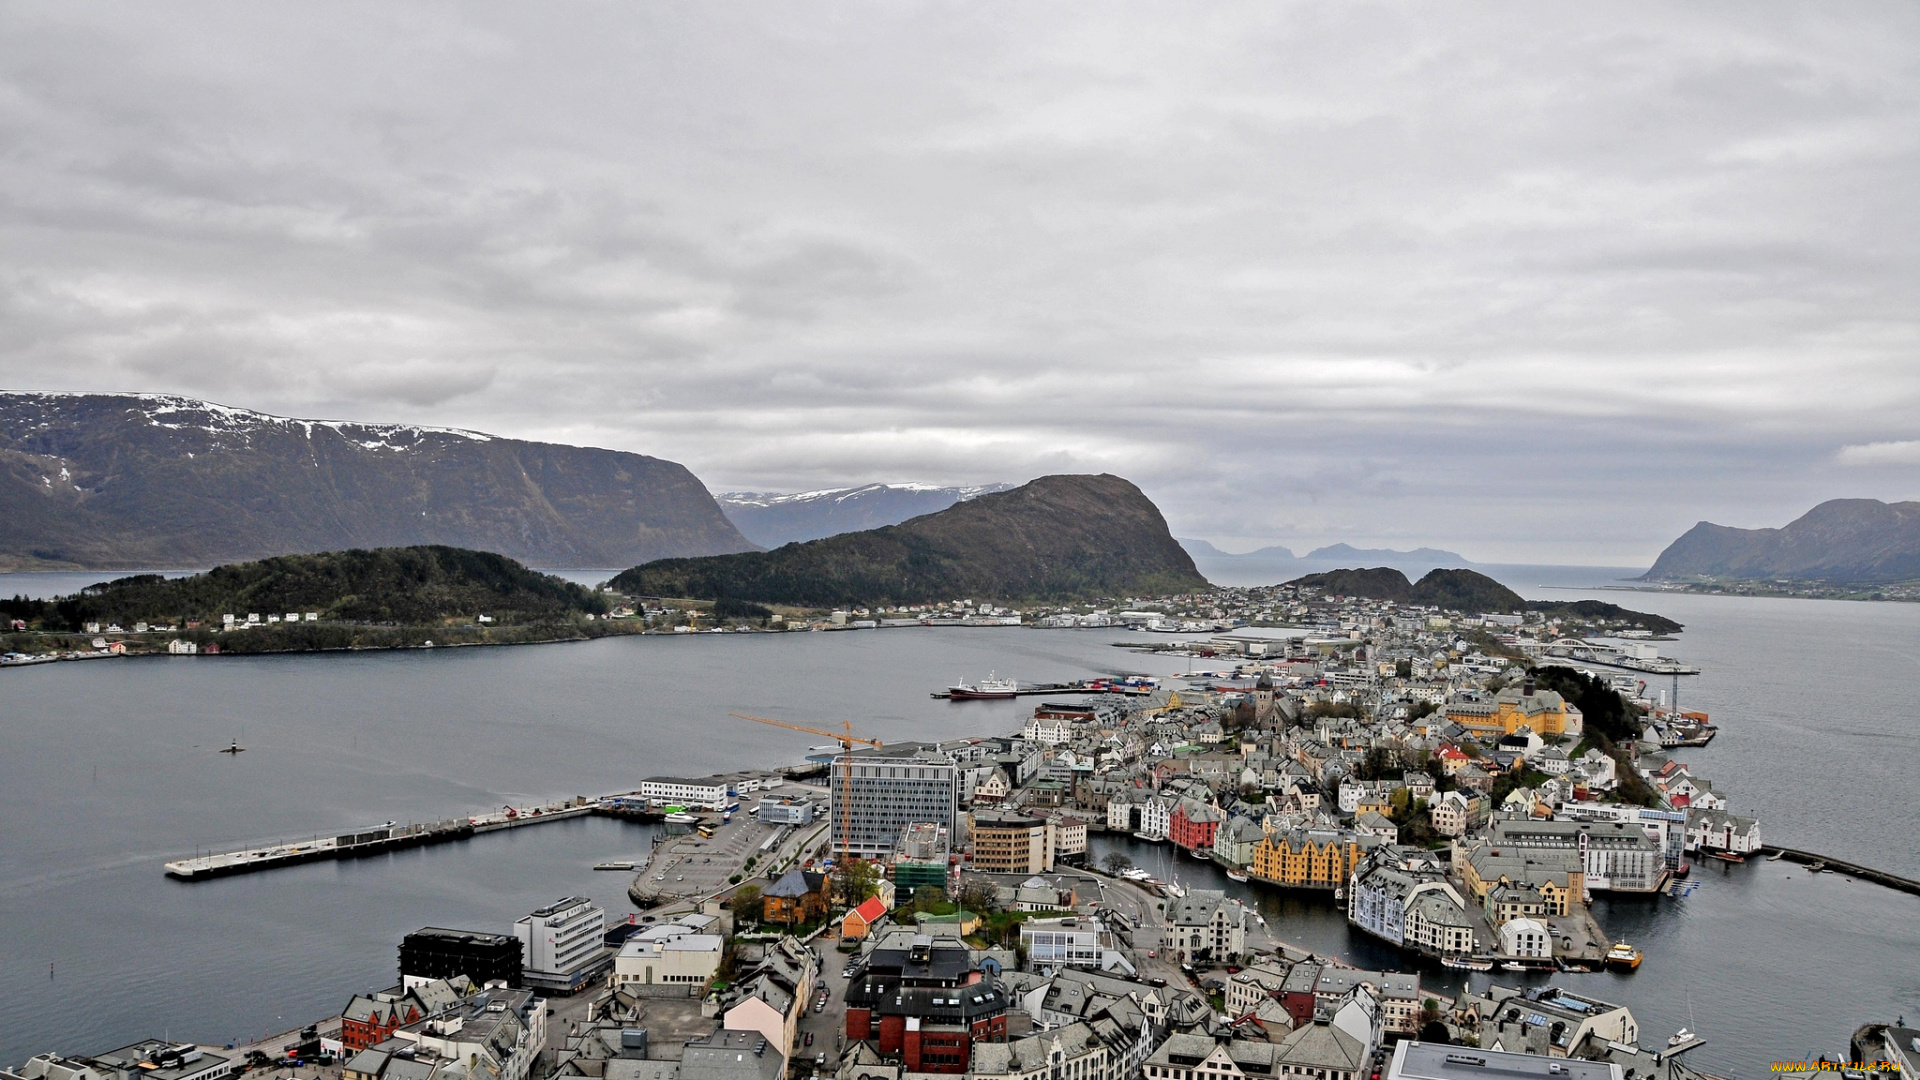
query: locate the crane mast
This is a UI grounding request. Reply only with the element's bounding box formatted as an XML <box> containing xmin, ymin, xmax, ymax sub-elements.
<box><xmin>728</xmin><ymin>713</ymin><xmax>882</xmax><ymax>863</ymax></box>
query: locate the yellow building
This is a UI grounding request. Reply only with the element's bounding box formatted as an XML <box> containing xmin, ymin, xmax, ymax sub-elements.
<box><xmin>1249</xmin><ymin>829</ymin><xmax>1361</xmax><ymax>890</ymax></box>
<box><xmin>1454</xmin><ymin>840</ymin><xmax>1582</xmax><ymax>917</ymax></box>
<box><xmin>1445</xmin><ymin>681</ymin><xmax>1582</xmax><ymax>738</ymax></box>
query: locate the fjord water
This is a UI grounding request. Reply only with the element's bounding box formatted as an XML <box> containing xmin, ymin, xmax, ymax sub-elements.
<box><xmin>2</xmin><ymin>583</ymin><xmax>1917</xmax><ymax>1072</ymax></box>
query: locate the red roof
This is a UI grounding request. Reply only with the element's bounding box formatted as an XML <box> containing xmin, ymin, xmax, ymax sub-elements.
<box><xmin>848</xmin><ymin>896</ymin><xmax>887</xmax><ymax>925</ymax></box>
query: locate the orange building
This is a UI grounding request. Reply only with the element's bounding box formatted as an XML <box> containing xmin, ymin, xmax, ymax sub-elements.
<box><xmin>1249</xmin><ymin>829</ymin><xmax>1362</xmax><ymax>891</ymax></box>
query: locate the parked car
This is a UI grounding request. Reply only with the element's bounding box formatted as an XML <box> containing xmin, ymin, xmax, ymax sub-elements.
<box><xmin>805</xmin><ymin>1033</ymin><xmax>814</xmax><ymax>1047</ymax></box>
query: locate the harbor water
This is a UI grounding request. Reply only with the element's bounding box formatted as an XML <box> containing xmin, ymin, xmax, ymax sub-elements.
<box><xmin>2</xmin><ymin>574</ymin><xmax>1917</xmax><ymax>1072</ymax></box>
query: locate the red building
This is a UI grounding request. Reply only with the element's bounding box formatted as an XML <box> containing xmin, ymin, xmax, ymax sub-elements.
<box><xmin>339</xmin><ymin>995</ymin><xmax>423</xmax><ymax>1052</ymax></box>
<box><xmin>1169</xmin><ymin>799</ymin><xmax>1223</xmax><ymax>854</ymax></box>
<box><xmin>845</xmin><ymin>932</ymin><xmax>1008</xmax><ymax>1073</ymax></box>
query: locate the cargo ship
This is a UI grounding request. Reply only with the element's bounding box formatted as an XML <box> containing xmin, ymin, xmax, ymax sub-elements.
<box><xmin>948</xmin><ymin>672</ymin><xmax>1018</xmax><ymax>699</ymax></box>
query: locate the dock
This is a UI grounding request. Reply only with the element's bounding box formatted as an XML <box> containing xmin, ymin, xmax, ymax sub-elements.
<box><xmin>1762</xmin><ymin>845</ymin><xmax>1920</xmax><ymax>897</ymax></box>
<box><xmin>164</xmin><ymin>797</ymin><xmax>602</xmax><ymax>881</ymax></box>
<box><xmin>930</xmin><ymin>681</ymin><xmax>1155</xmax><ymax>699</ymax></box>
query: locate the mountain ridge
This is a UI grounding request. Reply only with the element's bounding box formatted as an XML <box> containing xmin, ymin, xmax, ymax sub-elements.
<box><xmin>0</xmin><ymin>392</ymin><xmax>755</xmax><ymax>570</ymax></box>
<box><xmin>1643</xmin><ymin>498</ymin><xmax>1920</xmax><ymax>583</ymax></box>
<box><xmin>613</xmin><ymin>473</ymin><xmax>1208</xmax><ymax>605</ymax></box>
<box><xmin>1178</xmin><ymin>538</ymin><xmax>1475</xmax><ymax>587</ymax></box>
<box><xmin>716</xmin><ymin>482</ymin><xmax>1011</xmax><ymax>547</ymax></box>
<box><xmin>1287</xmin><ymin>565</ymin><xmax>1681</xmax><ymax>633</ymax></box>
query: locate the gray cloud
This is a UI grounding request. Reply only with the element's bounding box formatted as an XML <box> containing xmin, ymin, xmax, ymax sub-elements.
<box><xmin>2</xmin><ymin>2</ymin><xmax>1917</xmax><ymax>564</ymax></box>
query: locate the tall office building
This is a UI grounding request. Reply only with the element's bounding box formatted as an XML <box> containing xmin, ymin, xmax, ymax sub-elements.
<box><xmin>830</xmin><ymin>744</ymin><xmax>958</xmax><ymax>860</ymax></box>
<box><xmin>514</xmin><ymin>896</ymin><xmax>610</xmax><ymax>993</ymax></box>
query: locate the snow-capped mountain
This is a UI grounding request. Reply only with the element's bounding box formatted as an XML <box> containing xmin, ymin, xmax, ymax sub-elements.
<box><xmin>716</xmin><ymin>482</ymin><xmax>1012</xmax><ymax>547</ymax></box>
<box><xmin>0</xmin><ymin>392</ymin><xmax>754</xmax><ymax>569</ymax></box>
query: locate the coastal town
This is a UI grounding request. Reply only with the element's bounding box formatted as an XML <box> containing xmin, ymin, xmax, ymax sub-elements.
<box><xmin>20</xmin><ymin>578</ymin><xmax>1912</xmax><ymax>1080</ymax></box>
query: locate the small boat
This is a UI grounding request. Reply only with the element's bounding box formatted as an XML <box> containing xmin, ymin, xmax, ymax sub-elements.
<box><xmin>1806</xmin><ymin>861</ymin><xmax>1825</xmax><ymax>872</ymax></box>
<box><xmin>664</xmin><ymin>812</ymin><xmax>699</xmax><ymax>825</ymax></box>
<box><xmin>1606</xmin><ymin>942</ymin><xmax>1643</xmax><ymax>970</ymax></box>
<box><xmin>1225</xmin><ymin>870</ymin><xmax>1249</xmax><ymax>882</ymax></box>
<box><xmin>1188</xmin><ymin>847</ymin><xmax>1214</xmax><ymax>860</ymax></box>
<box><xmin>1334</xmin><ymin>886</ymin><xmax>1345</xmax><ymax>900</ymax></box>
<box><xmin>1500</xmin><ymin>962</ymin><xmax>1527</xmax><ymax>972</ymax></box>
<box><xmin>1442</xmin><ymin>956</ymin><xmax>1493</xmax><ymax>972</ymax></box>
<box><xmin>1707</xmin><ymin>850</ymin><xmax>1746</xmax><ymax>864</ymax></box>
<box><xmin>948</xmin><ymin>673</ymin><xmax>1018</xmax><ymax>699</ymax></box>
<box><xmin>1668</xmin><ymin>1028</ymin><xmax>1695</xmax><ymax>1048</ymax></box>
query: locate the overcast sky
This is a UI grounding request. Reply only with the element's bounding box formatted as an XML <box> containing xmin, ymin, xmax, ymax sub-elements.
<box><xmin>4</xmin><ymin>3</ymin><xmax>1918</xmax><ymax>564</ymax></box>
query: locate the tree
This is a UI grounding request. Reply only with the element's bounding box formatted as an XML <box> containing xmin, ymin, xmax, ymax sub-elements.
<box><xmin>730</xmin><ymin>884</ymin><xmax>763</xmax><ymax>924</ymax></box>
<box><xmin>912</xmin><ymin>885</ymin><xmax>947</xmax><ymax>912</ymax></box>
<box><xmin>959</xmin><ymin>879</ymin><xmax>999</xmax><ymax>914</ymax></box>
<box><xmin>1103</xmin><ymin>852</ymin><xmax>1134</xmax><ymax>875</ymax></box>
<box><xmin>838</xmin><ymin>859</ymin><xmax>880</xmax><ymax>904</ymax></box>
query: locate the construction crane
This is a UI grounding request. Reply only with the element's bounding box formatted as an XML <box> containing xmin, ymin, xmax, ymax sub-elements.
<box><xmin>728</xmin><ymin>713</ymin><xmax>883</xmax><ymax>864</ymax></box>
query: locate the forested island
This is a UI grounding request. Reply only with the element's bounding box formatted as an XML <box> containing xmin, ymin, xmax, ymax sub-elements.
<box><xmin>1</xmin><ymin>546</ymin><xmax>636</xmax><ymax>657</ymax></box>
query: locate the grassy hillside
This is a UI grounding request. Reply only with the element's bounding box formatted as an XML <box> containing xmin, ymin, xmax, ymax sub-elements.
<box><xmin>612</xmin><ymin>473</ymin><xmax>1209</xmax><ymax>606</ymax></box>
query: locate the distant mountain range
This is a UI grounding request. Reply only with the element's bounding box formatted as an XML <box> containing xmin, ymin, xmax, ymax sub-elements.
<box><xmin>1288</xmin><ymin>566</ymin><xmax>1682</xmax><ymax>633</ymax></box>
<box><xmin>716</xmin><ymin>483</ymin><xmax>1011</xmax><ymax>548</ymax></box>
<box><xmin>1644</xmin><ymin>499</ymin><xmax>1920</xmax><ymax>584</ymax></box>
<box><xmin>0</xmin><ymin>392</ymin><xmax>755</xmax><ymax>570</ymax></box>
<box><xmin>614</xmin><ymin>474</ymin><xmax>1208</xmax><ymax>606</ymax></box>
<box><xmin>1179</xmin><ymin>538</ymin><xmax>1474</xmax><ymax>587</ymax></box>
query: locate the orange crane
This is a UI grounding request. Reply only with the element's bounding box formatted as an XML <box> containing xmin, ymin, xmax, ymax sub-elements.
<box><xmin>728</xmin><ymin>713</ymin><xmax>882</xmax><ymax>863</ymax></box>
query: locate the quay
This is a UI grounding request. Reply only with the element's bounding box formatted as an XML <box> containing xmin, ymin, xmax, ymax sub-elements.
<box><xmin>164</xmin><ymin>797</ymin><xmax>600</xmax><ymax>881</ymax></box>
<box><xmin>932</xmin><ymin>684</ymin><xmax>1094</xmax><ymax>699</ymax></box>
<box><xmin>1762</xmin><ymin>845</ymin><xmax>1920</xmax><ymax>897</ymax></box>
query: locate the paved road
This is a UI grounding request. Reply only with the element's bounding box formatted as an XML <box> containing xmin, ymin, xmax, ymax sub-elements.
<box><xmin>791</xmin><ymin>933</ymin><xmax>854</xmax><ymax>1076</ymax></box>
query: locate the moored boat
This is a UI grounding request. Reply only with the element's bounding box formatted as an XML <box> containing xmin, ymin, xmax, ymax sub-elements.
<box><xmin>1225</xmin><ymin>870</ymin><xmax>1249</xmax><ymax>882</ymax></box>
<box><xmin>1606</xmin><ymin>942</ymin><xmax>1644</xmax><ymax>970</ymax></box>
<box><xmin>949</xmin><ymin>672</ymin><xmax>1018</xmax><ymax>699</ymax></box>
<box><xmin>1706</xmin><ymin>850</ymin><xmax>1746</xmax><ymax>864</ymax></box>
<box><xmin>1442</xmin><ymin>956</ymin><xmax>1494</xmax><ymax>972</ymax></box>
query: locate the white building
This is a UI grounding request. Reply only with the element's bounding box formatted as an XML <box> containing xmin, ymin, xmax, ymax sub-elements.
<box><xmin>1499</xmin><ymin>917</ymin><xmax>1551</xmax><ymax>958</ymax></box>
<box><xmin>641</xmin><ymin>776</ymin><xmax>730</xmax><ymax>808</ymax></box>
<box><xmin>514</xmin><ymin>897</ymin><xmax>608</xmax><ymax>992</ymax></box>
<box><xmin>1019</xmin><ymin>916</ymin><xmax>1127</xmax><ymax>972</ymax></box>
<box><xmin>757</xmin><ymin>794</ymin><xmax>813</xmax><ymax>824</ymax></box>
<box><xmin>613</xmin><ymin>917</ymin><xmax>724</xmax><ymax>995</ymax></box>
<box><xmin>1022</xmin><ymin>715</ymin><xmax>1075</xmax><ymax>746</ymax></box>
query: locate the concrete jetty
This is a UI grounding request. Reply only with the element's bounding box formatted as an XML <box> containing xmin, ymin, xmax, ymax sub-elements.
<box><xmin>164</xmin><ymin>797</ymin><xmax>598</xmax><ymax>880</ymax></box>
<box><xmin>1762</xmin><ymin>845</ymin><xmax>1920</xmax><ymax>897</ymax></box>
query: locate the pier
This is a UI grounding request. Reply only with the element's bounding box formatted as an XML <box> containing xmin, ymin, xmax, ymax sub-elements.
<box><xmin>1762</xmin><ymin>845</ymin><xmax>1920</xmax><ymax>897</ymax></box>
<box><xmin>164</xmin><ymin>797</ymin><xmax>602</xmax><ymax>881</ymax></box>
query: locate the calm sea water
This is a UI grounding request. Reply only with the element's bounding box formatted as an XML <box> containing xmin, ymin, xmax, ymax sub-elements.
<box><xmin>2</xmin><ymin>573</ymin><xmax>1917</xmax><ymax>1074</ymax></box>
